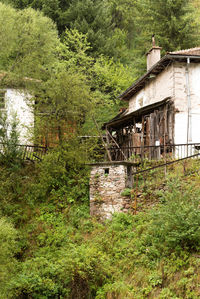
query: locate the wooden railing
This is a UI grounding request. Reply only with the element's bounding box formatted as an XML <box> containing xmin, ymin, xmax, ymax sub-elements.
<box><xmin>108</xmin><ymin>143</ymin><xmax>200</xmax><ymax>162</ymax></box>
<box><xmin>0</xmin><ymin>143</ymin><xmax>48</xmax><ymax>161</ymax></box>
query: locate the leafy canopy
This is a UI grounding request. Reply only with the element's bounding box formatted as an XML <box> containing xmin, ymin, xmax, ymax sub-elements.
<box><xmin>0</xmin><ymin>2</ymin><xmax>59</xmax><ymax>81</ymax></box>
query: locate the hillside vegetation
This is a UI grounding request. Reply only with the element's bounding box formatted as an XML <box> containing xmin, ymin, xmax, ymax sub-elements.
<box><xmin>1</xmin><ymin>0</ymin><xmax>200</xmax><ymax>298</ymax></box>
<box><xmin>1</xmin><ymin>148</ymin><xmax>200</xmax><ymax>298</ymax></box>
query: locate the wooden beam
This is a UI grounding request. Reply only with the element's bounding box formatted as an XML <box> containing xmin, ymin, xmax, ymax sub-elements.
<box><xmin>92</xmin><ymin>116</ymin><xmax>112</xmax><ymax>162</ymax></box>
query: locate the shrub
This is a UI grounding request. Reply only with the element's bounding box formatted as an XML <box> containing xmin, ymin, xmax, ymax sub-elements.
<box><xmin>0</xmin><ymin>113</ymin><xmax>22</xmax><ymax>169</ymax></box>
<box><xmin>0</xmin><ymin>217</ymin><xmax>19</xmax><ymax>298</ymax></box>
<box><xmin>26</xmin><ymin>142</ymin><xmax>90</xmax><ymax>205</ymax></box>
<box><xmin>143</xmin><ymin>179</ymin><xmax>200</xmax><ymax>256</ymax></box>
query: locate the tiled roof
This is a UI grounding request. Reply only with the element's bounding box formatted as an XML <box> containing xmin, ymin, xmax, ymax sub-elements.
<box><xmin>169</xmin><ymin>47</ymin><xmax>200</xmax><ymax>55</ymax></box>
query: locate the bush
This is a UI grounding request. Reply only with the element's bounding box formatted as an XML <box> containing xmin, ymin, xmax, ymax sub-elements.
<box><xmin>0</xmin><ymin>217</ymin><xmax>19</xmax><ymax>298</ymax></box>
<box><xmin>12</xmin><ymin>244</ymin><xmax>112</xmax><ymax>298</ymax></box>
<box><xmin>143</xmin><ymin>179</ymin><xmax>200</xmax><ymax>256</ymax></box>
<box><xmin>0</xmin><ymin>113</ymin><xmax>22</xmax><ymax>169</ymax></box>
<box><xmin>26</xmin><ymin>142</ymin><xmax>90</xmax><ymax>205</ymax></box>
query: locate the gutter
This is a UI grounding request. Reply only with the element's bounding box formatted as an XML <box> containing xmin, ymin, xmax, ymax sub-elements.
<box><xmin>186</xmin><ymin>57</ymin><xmax>192</xmax><ymax>146</ymax></box>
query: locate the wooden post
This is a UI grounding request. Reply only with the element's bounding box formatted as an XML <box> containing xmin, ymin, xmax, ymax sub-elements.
<box><xmin>141</xmin><ymin>115</ymin><xmax>145</xmax><ymax>161</ymax></box>
<box><xmin>92</xmin><ymin>116</ymin><xmax>112</xmax><ymax>162</ymax></box>
<box><xmin>107</xmin><ymin>130</ymin><xmax>127</xmax><ymax>161</ymax></box>
<box><xmin>150</xmin><ymin>113</ymin><xmax>155</xmax><ymax>159</ymax></box>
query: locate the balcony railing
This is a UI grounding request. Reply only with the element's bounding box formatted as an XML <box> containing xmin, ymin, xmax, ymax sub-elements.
<box><xmin>108</xmin><ymin>143</ymin><xmax>200</xmax><ymax>162</ymax></box>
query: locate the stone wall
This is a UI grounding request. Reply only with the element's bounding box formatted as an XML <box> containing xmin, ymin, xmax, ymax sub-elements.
<box><xmin>90</xmin><ymin>163</ymin><xmax>134</xmax><ymax>220</ymax></box>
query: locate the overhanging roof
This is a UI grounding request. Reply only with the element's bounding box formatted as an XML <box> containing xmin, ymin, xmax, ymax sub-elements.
<box><xmin>103</xmin><ymin>97</ymin><xmax>172</xmax><ymax>129</ymax></box>
<box><xmin>120</xmin><ymin>54</ymin><xmax>200</xmax><ymax>101</ymax></box>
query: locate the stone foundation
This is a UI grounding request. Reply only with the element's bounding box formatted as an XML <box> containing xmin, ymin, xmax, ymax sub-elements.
<box><xmin>89</xmin><ymin>162</ymin><xmax>136</xmax><ymax>220</ymax></box>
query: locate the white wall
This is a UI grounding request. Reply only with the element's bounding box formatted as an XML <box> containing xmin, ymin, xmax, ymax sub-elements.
<box><xmin>128</xmin><ymin>64</ymin><xmax>174</xmax><ymax>113</ymax></box>
<box><xmin>174</xmin><ymin>62</ymin><xmax>200</xmax><ymax>144</ymax></box>
<box><xmin>4</xmin><ymin>89</ymin><xmax>34</xmax><ymax>144</ymax></box>
<box><xmin>127</xmin><ymin>61</ymin><xmax>200</xmax><ymax>146</ymax></box>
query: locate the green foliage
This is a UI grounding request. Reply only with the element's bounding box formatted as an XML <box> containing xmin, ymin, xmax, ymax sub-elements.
<box><xmin>134</xmin><ymin>0</ymin><xmax>199</xmax><ymax>74</ymax></box>
<box><xmin>0</xmin><ymin>217</ymin><xmax>18</xmax><ymax>298</ymax></box>
<box><xmin>13</xmin><ymin>243</ymin><xmax>112</xmax><ymax>298</ymax></box>
<box><xmin>26</xmin><ymin>143</ymin><xmax>90</xmax><ymax>205</ymax></box>
<box><xmin>55</xmin><ymin>28</ymin><xmax>133</xmax><ymax>133</ymax></box>
<box><xmin>0</xmin><ymin>162</ymin><xmax>200</xmax><ymax>297</ymax></box>
<box><xmin>141</xmin><ymin>179</ymin><xmax>200</xmax><ymax>257</ymax></box>
<box><xmin>121</xmin><ymin>188</ymin><xmax>132</xmax><ymax>197</ymax></box>
<box><xmin>1</xmin><ymin>1</ymin><xmax>200</xmax><ymax>297</ymax></box>
<box><xmin>0</xmin><ymin>2</ymin><xmax>59</xmax><ymax>82</ymax></box>
<box><xmin>3</xmin><ymin>0</ymin><xmax>129</xmax><ymax>61</ymax></box>
<box><xmin>0</xmin><ymin>112</ymin><xmax>22</xmax><ymax>169</ymax></box>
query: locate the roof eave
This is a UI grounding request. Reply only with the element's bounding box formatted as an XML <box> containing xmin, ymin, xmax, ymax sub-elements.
<box><xmin>120</xmin><ymin>54</ymin><xmax>200</xmax><ymax>101</ymax></box>
<box><xmin>103</xmin><ymin>97</ymin><xmax>172</xmax><ymax>129</ymax></box>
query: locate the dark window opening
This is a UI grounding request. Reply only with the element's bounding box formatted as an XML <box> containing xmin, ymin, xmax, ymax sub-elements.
<box><xmin>104</xmin><ymin>168</ymin><xmax>109</xmax><ymax>175</ymax></box>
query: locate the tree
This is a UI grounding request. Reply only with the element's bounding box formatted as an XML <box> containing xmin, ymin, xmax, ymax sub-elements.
<box><xmin>128</xmin><ymin>0</ymin><xmax>200</xmax><ymax>76</ymax></box>
<box><xmin>62</xmin><ymin>0</ymin><xmax>126</xmax><ymax>59</ymax></box>
<box><xmin>2</xmin><ymin>0</ymin><xmax>70</xmax><ymax>34</ymax></box>
<box><xmin>109</xmin><ymin>0</ymin><xmax>137</xmax><ymax>49</ymax></box>
<box><xmin>57</xmin><ymin>29</ymin><xmax>134</xmax><ymax>132</ymax></box>
<box><xmin>35</xmin><ymin>69</ymin><xmax>90</xmax><ymax>145</ymax></box>
<box><xmin>136</xmin><ymin>0</ymin><xmax>199</xmax><ymax>53</ymax></box>
<box><xmin>0</xmin><ymin>3</ymin><xmax>59</xmax><ymax>82</ymax></box>
<box><xmin>3</xmin><ymin>0</ymin><xmax>130</xmax><ymax>61</ymax></box>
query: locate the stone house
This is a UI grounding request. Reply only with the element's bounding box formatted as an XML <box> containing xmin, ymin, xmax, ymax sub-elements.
<box><xmin>104</xmin><ymin>42</ymin><xmax>200</xmax><ymax>160</ymax></box>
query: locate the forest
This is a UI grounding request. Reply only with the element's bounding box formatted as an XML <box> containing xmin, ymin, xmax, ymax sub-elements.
<box><xmin>1</xmin><ymin>0</ymin><xmax>200</xmax><ymax>298</ymax></box>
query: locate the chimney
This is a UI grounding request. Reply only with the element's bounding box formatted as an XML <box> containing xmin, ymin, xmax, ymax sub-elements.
<box><xmin>146</xmin><ymin>35</ymin><xmax>162</xmax><ymax>71</ymax></box>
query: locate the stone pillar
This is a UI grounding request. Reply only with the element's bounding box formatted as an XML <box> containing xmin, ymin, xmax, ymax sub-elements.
<box><xmin>89</xmin><ymin>162</ymin><xmax>135</xmax><ymax>220</ymax></box>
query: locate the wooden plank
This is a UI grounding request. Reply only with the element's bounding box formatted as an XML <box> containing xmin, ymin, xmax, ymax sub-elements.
<box><xmin>154</xmin><ymin>110</ymin><xmax>160</xmax><ymax>160</ymax></box>
<box><xmin>141</xmin><ymin>115</ymin><xmax>145</xmax><ymax>160</ymax></box>
<box><xmin>149</xmin><ymin>113</ymin><xmax>155</xmax><ymax>159</ymax></box>
<box><xmin>145</xmin><ymin>116</ymin><xmax>150</xmax><ymax>158</ymax></box>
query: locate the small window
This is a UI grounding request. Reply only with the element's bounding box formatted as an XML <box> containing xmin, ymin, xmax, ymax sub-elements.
<box><xmin>104</xmin><ymin>168</ymin><xmax>109</xmax><ymax>175</ymax></box>
<box><xmin>0</xmin><ymin>90</ymin><xmax>6</xmax><ymax>110</ymax></box>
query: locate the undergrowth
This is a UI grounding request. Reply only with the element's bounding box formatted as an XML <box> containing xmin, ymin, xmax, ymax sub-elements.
<box><xmin>0</xmin><ymin>154</ymin><xmax>200</xmax><ymax>298</ymax></box>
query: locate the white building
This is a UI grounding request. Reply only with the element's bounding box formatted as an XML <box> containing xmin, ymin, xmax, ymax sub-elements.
<box><xmin>104</xmin><ymin>44</ymin><xmax>200</xmax><ymax>160</ymax></box>
<box><xmin>0</xmin><ymin>88</ymin><xmax>34</xmax><ymax>144</ymax></box>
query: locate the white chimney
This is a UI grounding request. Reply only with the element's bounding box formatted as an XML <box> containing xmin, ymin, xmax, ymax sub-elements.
<box><xmin>146</xmin><ymin>35</ymin><xmax>162</xmax><ymax>71</ymax></box>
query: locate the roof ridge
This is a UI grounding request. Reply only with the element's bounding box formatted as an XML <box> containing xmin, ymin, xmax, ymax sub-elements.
<box><xmin>169</xmin><ymin>47</ymin><xmax>200</xmax><ymax>54</ymax></box>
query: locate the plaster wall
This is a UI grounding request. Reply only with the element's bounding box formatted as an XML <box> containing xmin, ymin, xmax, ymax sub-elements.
<box><xmin>128</xmin><ymin>64</ymin><xmax>174</xmax><ymax>113</ymax></box>
<box><xmin>174</xmin><ymin>62</ymin><xmax>200</xmax><ymax>144</ymax></box>
<box><xmin>5</xmin><ymin>89</ymin><xmax>34</xmax><ymax>144</ymax></box>
<box><xmin>128</xmin><ymin>61</ymin><xmax>200</xmax><ymax>145</ymax></box>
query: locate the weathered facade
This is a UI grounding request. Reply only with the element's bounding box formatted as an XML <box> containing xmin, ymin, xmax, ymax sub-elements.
<box><xmin>90</xmin><ymin>162</ymin><xmax>136</xmax><ymax>220</ymax></box>
<box><xmin>104</xmin><ymin>45</ymin><xmax>200</xmax><ymax>160</ymax></box>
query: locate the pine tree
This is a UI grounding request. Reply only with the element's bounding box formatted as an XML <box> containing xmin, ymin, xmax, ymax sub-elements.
<box><xmin>137</xmin><ymin>0</ymin><xmax>199</xmax><ymax>53</ymax></box>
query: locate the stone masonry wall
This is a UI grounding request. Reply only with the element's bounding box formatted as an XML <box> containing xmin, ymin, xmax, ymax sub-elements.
<box><xmin>90</xmin><ymin>164</ymin><xmax>133</xmax><ymax>220</ymax></box>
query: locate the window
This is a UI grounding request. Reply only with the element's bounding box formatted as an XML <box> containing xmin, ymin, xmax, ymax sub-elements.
<box><xmin>0</xmin><ymin>90</ymin><xmax>6</xmax><ymax>109</ymax></box>
<box><xmin>104</xmin><ymin>168</ymin><xmax>109</xmax><ymax>175</ymax></box>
